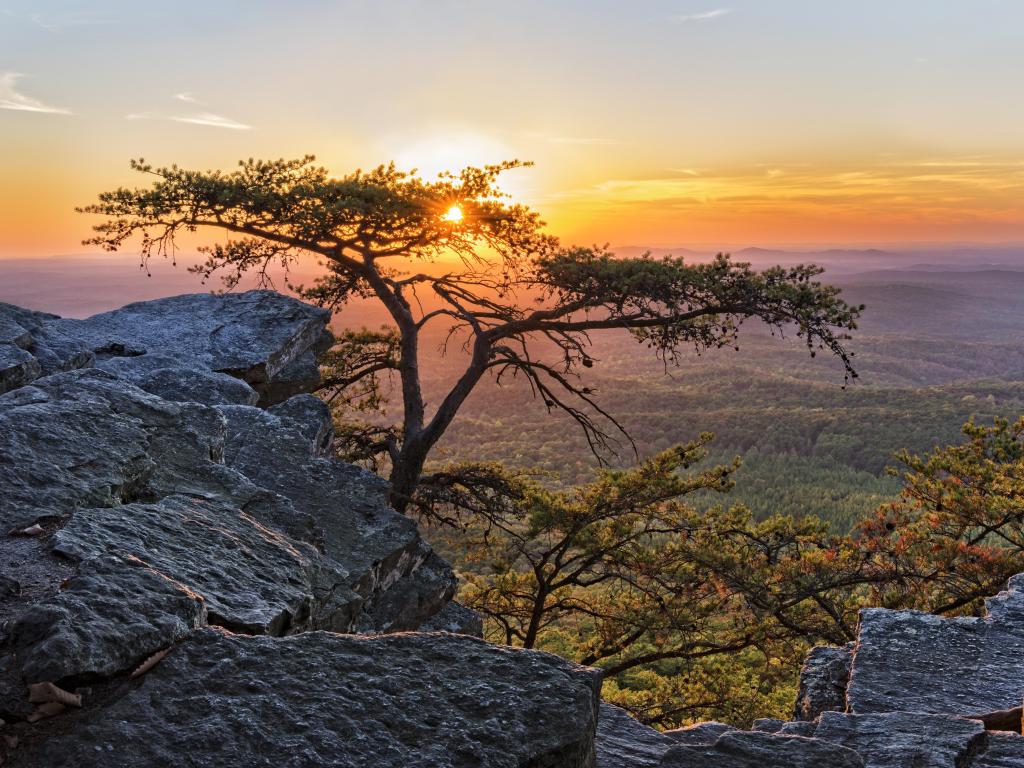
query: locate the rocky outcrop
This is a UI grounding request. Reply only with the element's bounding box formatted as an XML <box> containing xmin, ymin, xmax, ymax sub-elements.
<box><xmin>10</xmin><ymin>629</ymin><xmax>603</xmax><ymax>768</ymax></box>
<box><xmin>591</xmin><ymin>570</ymin><xmax>1024</xmax><ymax>767</ymax></box>
<box><xmin>847</xmin><ymin>576</ymin><xmax>1024</xmax><ymax>718</ymax></box>
<box><xmin>14</xmin><ymin>288</ymin><xmax>1024</xmax><ymax>767</ymax></box>
<box><xmin>54</xmin><ymin>291</ymin><xmax>331</xmax><ymax>403</ymax></box>
<box><xmin>0</xmin><ymin>291</ymin><xmax>601</xmax><ymax>766</ymax></box>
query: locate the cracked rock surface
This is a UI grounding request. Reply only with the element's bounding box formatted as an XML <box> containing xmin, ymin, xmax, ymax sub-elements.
<box><xmin>847</xmin><ymin>576</ymin><xmax>1024</xmax><ymax>717</ymax></box>
<box><xmin>9</xmin><ymin>629</ymin><xmax>602</xmax><ymax>768</ymax></box>
<box><xmin>0</xmin><ymin>290</ymin><xmax>611</xmax><ymax>767</ymax></box>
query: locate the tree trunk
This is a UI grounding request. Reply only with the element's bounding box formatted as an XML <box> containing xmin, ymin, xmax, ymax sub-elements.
<box><xmin>387</xmin><ymin>439</ymin><xmax>429</xmax><ymax>514</ymax></box>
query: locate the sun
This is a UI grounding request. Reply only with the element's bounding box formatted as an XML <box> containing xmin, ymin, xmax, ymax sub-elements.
<box><xmin>442</xmin><ymin>205</ymin><xmax>464</xmax><ymax>223</ymax></box>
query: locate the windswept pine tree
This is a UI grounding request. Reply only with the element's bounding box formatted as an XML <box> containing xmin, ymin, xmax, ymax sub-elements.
<box><xmin>83</xmin><ymin>158</ymin><xmax>860</xmax><ymax>509</ymax></box>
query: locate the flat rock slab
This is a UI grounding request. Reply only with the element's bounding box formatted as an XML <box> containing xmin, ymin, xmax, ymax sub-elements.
<box><xmin>6</xmin><ymin>554</ymin><xmax>206</xmax><ymax>683</ymax></box>
<box><xmin>595</xmin><ymin>703</ymin><xmax>672</xmax><ymax>768</ymax></box>
<box><xmin>55</xmin><ymin>290</ymin><xmax>329</xmax><ymax>386</ymax></box>
<box><xmin>659</xmin><ymin>730</ymin><xmax>864</xmax><ymax>768</ymax></box>
<box><xmin>848</xmin><ymin>576</ymin><xmax>1024</xmax><ymax>716</ymax></box>
<box><xmin>9</xmin><ymin>628</ymin><xmax>602</xmax><ymax>768</ymax></box>
<box><xmin>52</xmin><ymin>494</ymin><xmax>317</xmax><ymax>636</ymax></box>
<box><xmin>813</xmin><ymin>711</ymin><xmax>986</xmax><ymax>768</ymax></box>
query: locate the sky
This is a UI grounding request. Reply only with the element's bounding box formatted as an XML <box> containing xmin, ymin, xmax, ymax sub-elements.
<box><xmin>1</xmin><ymin>0</ymin><xmax>1024</xmax><ymax>259</ymax></box>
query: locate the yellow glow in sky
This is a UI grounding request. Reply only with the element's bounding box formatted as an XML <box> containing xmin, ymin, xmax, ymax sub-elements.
<box><xmin>2</xmin><ymin>1</ymin><xmax>1024</xmax><ymax>258</ymax></box>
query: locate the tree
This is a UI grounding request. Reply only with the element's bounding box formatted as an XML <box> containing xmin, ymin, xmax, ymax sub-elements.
<box><xmin>857</xmin><ymin>416</ymin><xmax>1024</xmax><ymax>614</ymax></box>
<box><xmin>82</xmin><ymin>157</ymin><xmax>861</xmax><ymax>511</ymax></box>
<box><xmin>417</xmin><ymin>419</ymin><xmax>1024</xmax><ymax>725</ymax></box>
<box><xmin>416</xmin><ymin>434</ymin><xmax>878</xmax><ymax>725</ymax></box>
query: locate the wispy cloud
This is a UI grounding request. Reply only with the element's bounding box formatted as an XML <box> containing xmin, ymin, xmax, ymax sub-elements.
<box><xmin>126</xmin><ymin>94</ymin><xmax>252</xmax><ymax>130</ymax></box>
<box><xmin>673</xmin><ymin>8</ymin><xmax>732</xmax><ymax>23</ymax></box>
<box><xmin>0</xmin><ymin>72</ymin><xmax>70</xmax><ymax>114</ymax></box>
<box><xmin>170</xmin><ymin>112</ymin><xmax>252</xmax><ymax>130</ymax></box>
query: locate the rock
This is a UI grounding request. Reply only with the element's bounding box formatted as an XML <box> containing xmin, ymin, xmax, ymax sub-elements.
<box><xmin>659</xmin><ymin>730</ymin><xmax>864</xmax><ymax>768</ymax></box>
<box><xmin>420</xmin><ymin>600</ymin><xmax>485</xmax><ymax>637</ymax></box>
<box><xmin>974</xmin><ymin>733</ymin><xmax>1024</xmax><ymax>767</ymax></box>
<box><xmin>752</xmin><ymin>718</ymin><xmax>786</xmax><ymax>733</ymax></box>
<box><xmin>268</xmin><ymin>393</ymin><xmax>334</xmax><ymax>456</ymax></box>
<box><xmin>663</xmin><ymin>722</ymin><xmax>735</xmax><ymax>746</ymax></box>
<box><xmin>777</xmin><ymin>721</ymin><xmax>817</xmax><ymax>737</ymax></box>
<box><xmin>813</xmin><ymin>711</ymin><xmax>985</xmax><ymax>768</ymax></box>
<box><xmin>217</xmin><ymin>403</ymin><xmax>446</xmax><ymax>632</ymax></box>
<box><xmin>595</xmin><ymin>703</ymin><xmax>672</xmax><ymax>768</ymax></box>
<box><xmin>0</xmin><ymin>302</ymin><xmax>94</xmax><ymax>385</ymax></box>
<box><xmin>0</xmin><ymin>311</ymin><xmax>34</xmax><ymax>348</ymax></box>
<box><xmin>847</xmin><ymin>577</ymin><xmax>1024</xmax><ymax>717</ymax></box>
<box><xmin>257</xmin><ymin>348</ymin><xmax>324</xmax><ymax>406</ymax></box>
<box><xmin>52</xmin><ymin>494</ymin><xmax>319</xmax><ymax>636</ymax></box>
<box><xmin>0</xmin><ymin>291</ymin><xmax>522</xmax><ymax>762</ymax></box>
<box><xmin>794</xmin><ymin>642</ymin><xmax>852</xmax><ymax>720</ymax></box>
<box><xmin>10</xmin><ymin>628</ymin><xmax>602</xmax><ymax>768</ymax></box>
<box><xmin>0</xmin><ymin>369</ymin><xmax>161</xmax><ymax>532</ymax></box>
<box><xmin>0</xmin><ymin>345</ymin><xmax>40</xmax><ymax>395</ymax></box>
<box><xmin>354</xmin><ymin>548</ymin><xmax>457</xmax><ymax>633</ymax></box>
<box><xmin>54</xmin><ymin>291</ymin><xmax>329</xmax><ymax>391</ymax></box>
<box><xmin>133</xmin><ymin>366</ymin><xmax>259</xmax><ymax>406</ymax></box>
<box><xmin>6</xmin><ymin>554</ymin><xmax>206</xmax><ymax>683</ymax></box>
<box><xmin>0</xmin><ymin>575</ymin><xmax>19</xmax><ymax>598</ymax></box>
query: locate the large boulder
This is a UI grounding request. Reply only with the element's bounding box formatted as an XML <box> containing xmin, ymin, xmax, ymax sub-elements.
<box><xmin>54</xmin><ymin>291</ymin><xmax>330</xmax><ymax>395</ymax></box>
<box><xmin>7</xmin><ymin>628</ymin><xmax>602</xmax><ymax>768</ymax></box>
<box><xmin>847</xmin><ymin>575</ymin><xmax>1024</xmax><ymax>717</ymax></box>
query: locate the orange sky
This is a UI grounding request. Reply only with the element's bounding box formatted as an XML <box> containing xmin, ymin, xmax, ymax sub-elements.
<box><xmin>2</xmin><ymin>1</ymin><xmax>1024</xmax><ymax>258</ymax></box>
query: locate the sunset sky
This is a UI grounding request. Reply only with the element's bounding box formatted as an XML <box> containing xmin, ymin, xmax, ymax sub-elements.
<box><xmin>2</xmin><ymin>0</ymin><xmax>1024</xmax><ymax>258</ymax></box>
